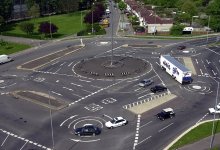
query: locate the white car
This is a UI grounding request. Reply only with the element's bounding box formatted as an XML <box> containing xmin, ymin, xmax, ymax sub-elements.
<box><xmin>105</xmin><ymin>117</ymin><xmax>128</xmax><ymax>129</ymax></box>
<box><xmin>209</xmin><ymin>103</ymin><xmax>220</xmax><ymax>114</ymax></box>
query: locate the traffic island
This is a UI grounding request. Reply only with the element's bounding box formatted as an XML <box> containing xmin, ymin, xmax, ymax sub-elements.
<box><xmin>123</xmin><ymin>92</ymin><xmax>177</xmax><ymax>114</ymax></box>
<box><xmin>11</xmin><ymin>91</ymin><xmax>68</xmax><ymax>110</ymax></box>
<box><xmin>74</xmin><ymin>56</ymin><xmax>151</xmax><ymax>79</ymax></box>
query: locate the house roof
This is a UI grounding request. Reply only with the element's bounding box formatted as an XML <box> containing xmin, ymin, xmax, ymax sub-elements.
<box><xmin>125</xmin><ymin>0</ymin><xmax>173</xmax><ymax>24</ymax></box>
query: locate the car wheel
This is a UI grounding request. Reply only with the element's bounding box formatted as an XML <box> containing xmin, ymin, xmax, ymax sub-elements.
<box><xmin>110</xmin><ymin>126</ymin><xmax>113</xmax><ymax>129</ymax></box>
<box><xmin>78</xmin><ymin>133</ymin><xmax>81</xmax><ymax>136</ymax></box>
<box><xmin>93</xmin><ymin>133</ymin><xmax>95</xmax><ymax>136</ymax></box>
<box><xmin>170</xmin><ymin>116</ymin><xmax>173</xmax><ymax>119</ymax></box>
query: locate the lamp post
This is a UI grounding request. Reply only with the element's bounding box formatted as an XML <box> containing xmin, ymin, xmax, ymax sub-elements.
<box><xmin>110</xmin><ymin>0</ymin><xmax>114</xmax><ymax>66</ymax></box>
<box><xmin>209</xmin><ymin>76</ymin><xmax>219</xmax><ymax>149</ymax></box>
<box><xmin>206</xmin><ymin>15</ymin><xmax>210</xmax><ymax>43</ymax></box>
<box><xmin>48</xmin><ymin>91</ymin><xmax>55</xmax><ymax>149</ymax></box>
<box><xmin>191</xmin><ymin>16</ymin><xmax>199</xmax><ymax>35</ymax></box>
<box><xmin>92</xmin><ymin>1</ymin><xmax>96</xmax><ymax>34</ymax></box>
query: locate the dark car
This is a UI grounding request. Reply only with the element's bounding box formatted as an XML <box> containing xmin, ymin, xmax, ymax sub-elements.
<box><xmin>74</xmin><ymin>124</ymin><xmax>101</xmax><ymax>136</ymax></box>
<box><xmin>150</xmin><ymin>85</ymin><xmax>167</xmax><ymax>93</ymax></box>
<box><xmin>177</xmin><ymin>45</ymin><xmax>186</xmax><ymax>50</ymax></box>
<box><xmin>156</xmin><ymin>108</ymin><xmax>175</xmax><ymax>121</ymax></box>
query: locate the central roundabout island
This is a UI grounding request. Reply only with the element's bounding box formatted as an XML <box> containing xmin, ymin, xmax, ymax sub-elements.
<box><xmin>74</xmin><ymin>56</ymin><xmax>151</xmax><ymax>80</ymax></box>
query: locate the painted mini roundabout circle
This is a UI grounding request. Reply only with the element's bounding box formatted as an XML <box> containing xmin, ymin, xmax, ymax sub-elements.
<box><xmin>183</xmin><ymin>82</ymin><xmax>212</xmax><ymax>94</ymax></box>
<box><xmin>73</xmin><ymin>56</ymin><xmax>151</xmax><ymax>80</ymax></box>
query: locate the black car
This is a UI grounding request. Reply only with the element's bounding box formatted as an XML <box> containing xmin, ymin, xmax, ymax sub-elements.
<box><xmin>156</xmin><ymin>108</ymin><xmax>175</xmax><ymax>121</ymax></box>
<box><xmin>74</xmin><ymin>125</ymin><xmax>101</xmax><ymax>136</ymax></box>
<box><xmin>150</xmin><ymin>85</ymin><xmax>167</xmax><ymax>93</ymax></box>
<box><xmin>177</xmin><ymin>45</ymin><xmax>186</xmax><ymax>50</ymax></box>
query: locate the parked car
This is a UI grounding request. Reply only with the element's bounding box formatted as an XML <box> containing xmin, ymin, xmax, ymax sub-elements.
<box><xmin>139</xmin><ymin>79</ymin><xmax>153</xmax><ymax>87</ymax></box>
<box><xmin>74</xmin><ymin>124</ymin><xmax>101</xmax><ymax>136</ymax></box>
<box><xmin>105</xmin><ymin>117</ymin><xmax>128</xmax><ymax>129</ymax></box>
<box><xmin>209</xmin><ymin>103</ymin><xmax>220</xmax><ymax>114</ymax></box>
<box><xmin>177</xmin><ymin>45</ymin><xmax>186</xmax><ymax>50</ymax></box>
<box><xmin>150</xmin><ymin>85</ymin><xmax>167</xmax><ymax>93</ymax></box>
<box><xmin>156</xmin><ymin>108</ymin><xmax>175</xmax><ymax>120</ymax></box>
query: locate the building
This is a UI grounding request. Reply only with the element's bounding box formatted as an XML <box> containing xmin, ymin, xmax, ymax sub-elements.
<box><xmin>124</xmin><ymin>0</ymin><xmax>173</xmax><ymax>34</ymax></box>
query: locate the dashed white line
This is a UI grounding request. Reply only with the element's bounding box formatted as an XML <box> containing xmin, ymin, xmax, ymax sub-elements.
<box><xmin>195</xmin><ymin>59</ymin><xmax>198</xmax><ymax>64</ymax></box>
<box><xmin>90</xmin><ymin>85</ymin><xmax>102</xmax><ymax>89</ymax></box>
<box><xmin>140</xmin><ymin>121</ymin><xmax>152</xmax><ymax>129</ymax></box>
<box><xmin>133</xmin><ymin>115</ymin><xmax>141</xmax><ymax>150</ymax></box>
<box><xmin>60</xmin><ymin>115</ymin><xmax>78</xmax><ymax>127</ymax></box>
<box><xmin>200</xmin><ymin>69</ymin><xmax>203</xmax><ymax>75</ymax></box>
<box><xmin>82</xmin><ymin>89</ymin><xmax>92</xmax><ymax>93</ymax></box>
<box><xmin>60</xmin><ymin>62</ymin><xmax>66</xmax><ymax>66</ymax></box>
<box><xmin>51</xmin><ymin>91</ymin><xmax>62</xmax><ymax>96</ymax></box>
<box><xmin>71</xmin><ymin>83</ymin><xmax>82</xmax><ymax>87</ymax></box>
<box><xmin>79</xmin><ymin>79</ymin><xmax>91</xmax><ymax>82</ymax></box>
<box><xmin>136</xmin><ymin>136</ymin><xmax>152</xmax><ymax>146</ymax></box>
<box><xmin>63</xmin><ymin>87</ymin><xmax>74</xmax><ymax>91</ymax></box>
<box><xmin>68</xmin><ymin>61</ymin><xmax>74</xmax><ymax>67</ymax></box>
<box><xmin>158</xmin><ymin>123</ymin><xmax>174</xmax><ymax>132</ymax></box>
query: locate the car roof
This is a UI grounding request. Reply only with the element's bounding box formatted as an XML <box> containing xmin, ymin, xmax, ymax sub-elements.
<box><xmin>163</xmin><ymin>108</ymin><xmax>174</xmax><ymax>112</ymax></box>
<box><xmin>114</xmin><ymin>117</ymin><xmax>124</xmax><ymax>120</ymax></box>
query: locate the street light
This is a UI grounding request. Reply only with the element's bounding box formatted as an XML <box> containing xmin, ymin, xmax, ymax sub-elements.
<box><xmin>206</xmin><ymin>15</ymin><xmax>210</xmax><ymax>43</ymax></box>
<box><xmin>48</xmin><ymin>91</ymin><xmax>55</xmax><ymax>149</ymax></box>
<box><xmin>209</xmin><ymin>76</ymin><xmax>219</xmax><ymax>149</ymax></box>
<box><xmin>191</xmin><ymin>16</ymin><xmax>199</xmax><ymax>35</ymax></box>
<box><xmin>91</xmin><ymin>1</ymin><xmax>96</xmax><ymax>34</ymax></box>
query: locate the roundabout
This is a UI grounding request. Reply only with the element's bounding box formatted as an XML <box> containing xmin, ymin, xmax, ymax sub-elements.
<box><xmin>73</xmin><ymin>56</ymin><xmax>150</xmax><ymax>80</ymax></box>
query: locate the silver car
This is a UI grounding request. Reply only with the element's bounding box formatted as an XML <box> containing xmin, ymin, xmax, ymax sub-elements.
<box><xmin>139</xmin><ymin>79</ymin><xmax>153</xmax><ymax>87</ymax></box>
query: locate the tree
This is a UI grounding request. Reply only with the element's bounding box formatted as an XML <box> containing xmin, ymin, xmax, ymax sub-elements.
<box><xmin>118</xmin><ymin>1</ymin><xmax>126</xmax><ymax>11</ymax></box>
<box><xmin>28</xmin><ymin>3</ymin><xmax>40</xmax><ymax>18</ymax></box>
<box><xmin>0</xmin><ymin>0</ymin><xmax>13</xmax><ymax>21</ymax></box>
<box><xmin>19</xmin><ymin>22</ymin><xmax>34</xmax><ymax>35</ymax></box>
<box><xmin>0</xmin><ymin>16</ymin><xmax>4</xmax><ymax>34</ymax></box>
<box><xmin>170</xmin><ymin>24</ymin><xmax>185</xmax><ymax>35</ymax></box>
<box><xmin>181</xmin><ymin>0</ymin><xmax>198</xmax><ymax>16</ymax></box>
<box><xmin>38</xmin><ymin>22</ymin><xmax>58</xmax><ymax>37</ymax></box>
<box><xmin>84</xmin><ymin>3</ymin><xmax>105</xmax><ymax>24</ymax></box>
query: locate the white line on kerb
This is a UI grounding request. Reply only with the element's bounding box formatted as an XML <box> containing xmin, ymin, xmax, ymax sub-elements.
<box><xmin>158</xmin><ymin>123</ymin><xmax>174</xmax><ymax>132</ymax></box>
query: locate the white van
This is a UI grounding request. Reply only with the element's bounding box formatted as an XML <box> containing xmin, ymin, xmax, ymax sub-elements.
<box><xmin>0</xmin><ymin>54</ymin><xmax>13</xmax><ymax>64</ymax></box>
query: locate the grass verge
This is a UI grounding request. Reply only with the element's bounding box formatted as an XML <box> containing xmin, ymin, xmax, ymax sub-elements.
<box><xmin>0</xmin><ymin>41</ymin><xmax>31</xmax><ymax>54</ymax></box>
<box><xmin>169</xmin><ymin>120</ymin><xmax>220</xmax><ymax>150</ymax></box>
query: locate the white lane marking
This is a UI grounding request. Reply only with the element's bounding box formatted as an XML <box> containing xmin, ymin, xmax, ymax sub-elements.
<box><xmin>79</xmin><ymin>79</ymin><xmax>91</xmax><ymax>83</ymax></box>
<box><xmin>19</xmin><ymin>141</ymin><xmax>28</xmax><ymax>150</ymax></box>
<box><xmin>158</xmin><ymin>123</ymin><xmax>174</xmax><ymax>132</ymax></box>
<box><xmin>71</xmin><ymin>83</ymin><xmax>82</xmax><ymax>87</ymax></box>
<box><xmin>68</xmin><ymin>61</ymin><xmax>74</xmax><ymax>67</ymax></box>
<box><xmin>136</xmin><ymin>89</ymin><xmax>149</xmax><ymax>95</ymax></box>
<box><xmin>51</xmin><ymin>91</ymin><xmax>62</xmax><ymax>96</ymax></box>
<box><xmin>56</xmin><ymin>80</ymin><xmax>59</xmax><ymax>83</ymax></box>
<box><xmin>74</xmin><ymin>119</ymin><xmax>104</xmax><ymax>129</ymax></box>
<box><xmin>60</xmin><ymin>62</ymin><xmax>66</xmax><ymax>66</ymax></box>
<box><xmin>103</xmin><ymin>114</ymin><xmax>113</xmax><ymax>120</ymax></box>
<box><xmin>205</xmin><ymin>47</ymin><xmax>220</xmax><ymax>56</ymax></box>
<box><xmin>138</xmin><ymin>93</ymin><xmax>152</xmax><ymax>99</ymax></box>
<box><xmin>63</xmin><ymin>87</ymin><xmax>74</xmax><ymax>91</ymax></box>
<box><xmin>213</xmin><ymin>62</ymin><xmax>220</xmax><ymax>73</ymax></box>
<box><xmin>195</xmin><ymin>59</ymin><xmax>198</xmax><ymax>64</ymax></box>
<box><xmin>60</xmin><ymin>115</ymin><xmax>78</xmax><ymax>127</ymax></box>
<box><xmin>127</xmin><ymin>79</ymin><xmax>139</xmax><ymax>83</ymax></box>
<box><xmin>206</xmin><ymin>59</ymin><xmax>211</xmax><ymax>64</ymax></box>
<box><xmin>72</xmin><ymin>93</ymin><xmax>82</xmax><ymax>98</ymax></box>
<box><xmin>200</xmin><ymin>69</ymin><xmax>203</xmax><ymax>75</ymax></box>
<box><xmin>212</xmin><ymin>70</ymin><xmax>217</xmax><ymax>76</ymax></box>
<box><xmin>140</xmin><ymin>121</ymin><xmax>152</xmax><ymax>129</ymax></box>
<box><xmin>90</xmin><ymin>85</ymin><xmax>102</xmax><ymax>89</ymax></box>
<box><xmin>134</xmin><ymin>87</ymin><xmax>142</xmax><ymax>92</ymax></box>
<box><xmin>136</xmin><ymin>136</ymin><xmax>152</xmax><ymax>146</ymax></box>
<box><xmin>196</xmin><ymin>113</ymin><xmax>209</xmax><ymax>124</ymax></box>
<box><xmin>133</xmin><ymin>115</ymin><xmax>141</xmax><ymax>150</ymax></box>
<box><xmin>82</xmin><ymin>89</ymin><xmax>92</xmax><ymax>93</ymax></box>
<box><xmin>1</xmin><ymin>134</ymin><xmax>9</xmax><ymax>146</ymax></box>
<box><xmin>54</xmin><ymin>67</ymin><xmax>62</xmax><ymax>73</ymax></box>
<box><xmin>0</xmin><ymin>129</ymin><xmax>51</xmax><ymax>149</ymax></box>
<box><xmin>69</xmin><ymin>138</ymin><xmax>100</xmax><ymax>143</ymax></box>
<box><xmin>51</xmin><ymin>61</ymin><xmax>59</xmax><ymax>65</ymax></box>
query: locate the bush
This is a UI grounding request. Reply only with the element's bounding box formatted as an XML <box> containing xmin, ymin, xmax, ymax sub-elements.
<box><xmin>170</xmin><ymin>24</ymin><xmax>185</xmax><ymax>35</ymax></box>
<box><xmin>19</xmin><ymin>22</ymin><xmax>34</xmax><ymax>35</ymax></box>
